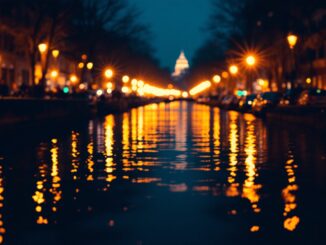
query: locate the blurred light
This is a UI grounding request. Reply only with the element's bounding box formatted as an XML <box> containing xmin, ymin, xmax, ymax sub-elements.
<box><xmin>131</xmin><ymin>79</ymin><xmax>138</xmax><ymax>86</ymax></box>
<box><xmin>168</xmin><ymin>84</ymin><xmax>174</xmax><ymax>89</ymax></box>
<box><xmin>222</xmin><ymin>71</ymin><xmax>229</xmax><ymax>79</ymax></box>
<box><xmin>81</xmin><ymin>54</ymin><xmax>87</xmax><ymax>60</ymax></box>
<box><xmin>38</xmin><ymin>43</ymin><xmax>48</xmax><ymax>53</ymax></box>
<box><xmin>104</xmin><ymin>69</ymin><xmax>114</xmax><ymax>79</ymax></box>
<box><xmin>258</xmin><ymin>79</ymin><xmax>268</xmax><ymax>87</ymax></box>
<box><xmin>70</xmin><ymin>74</ymin><xmax>78</xmax><ymax>83</ymax></box>
<box><xmin>237</xmin><ymin>90</ymin><xmax>248</xmax><ymax>96</ymax></box>
<box><xmin>50</xmin><ymin>70</ymin><xmax>58</xmax><ymax>78</ymax></box>
<box><xmin>122</xmin><ymin>75</ymin><xmax>130</xmax><ymax>83</ymax></box>
<box><xmin>96</xmin><ymin>89</ymin><xmax>103</xmax><ymax>96</ymax></box>
<box><xmin>79</xmin><ymin>83</ymin><xmax>86</xmax><ymax>90</ymax></box>
<box><xmin>106</xmin><ymin>82</ymin><xmax>113</xmax><ymax>89</ymax></box>
<box><xmin>87</xmin><ymin>62</ymin><xmax>94</xmax><ymax>70</ymax></box>
<box><xmin>137</xmin><ymin>80</ymin><xmax>145</xmax><ymax>88</ymax></box>
<box><xmin>246</xmin><ymin>55</ymin><xmax>256</xmax><ymax>67</ymax></box>
<box><xmin>78</xmin><ymin>62</ymin><xmax>84</xmax><ymax>69</ymax></box>
<box><xmin>122</xmin><ymin>86</ymin><xmax>130</xmax><ymax>94</ymax></box>
<box><xmin>306</xmin><ymin>78</ymin><xmax>312</xmax><ymax>84</ymax></box>
<box><xmin>287</xmin><ymin>34</ymin><xmax>298</xmax><ymax>49</ymax></box>
<box><xmin>229</xmin><ymin>65</ymin><xmax>239</xmax><ymax>75</ymax></box>
<box><xmin>138</xmin><ymin>88</ymin><xmax>144</xmax><ymax>96</ymax></box>
<box><xmin>52</xmin><ymin>49</ymin><xmax>60</xmax><ymax>58</ymax></box>
<box><xmin>182</xmin><ymin>91</ymin><xmax>189</xmax><ymax>98</ymax></box>
<box><xmin>213</xmin><ymin>75</ymin><xmax>221</xmax><ymax>83</ymax></box>
<box><xmin>63</xmin><ymin>87</ymin><xmax>69</xmax><ymax>94</ymax></box>
<box><xmin>189</xmin><ymin>81</ymin><xmax>212</xmax><ymax>96</ymax></box>
<box><xmin>107</xmin><ymin>88</ymin><xmax>112</xmax><ymax>94</ymax></box>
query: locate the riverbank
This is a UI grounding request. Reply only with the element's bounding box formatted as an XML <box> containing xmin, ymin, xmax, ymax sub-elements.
<box><xmin>0</xmin><ymin>97</ymin><xmax>165</xmax><ymax>130</ymax></box>
<box><xmin>0</xmin><ymin>98</ymin><xmax>90</xmax><ymax>127</ymax></box>
<box><xmin>198</xmin><ymin>101</ymin><xmax>326</xmax><ymax>129</ymax></box>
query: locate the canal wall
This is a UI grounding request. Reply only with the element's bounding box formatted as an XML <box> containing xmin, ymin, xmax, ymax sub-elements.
<box><xmin>0</xmin><ymin>98</ymin><xmax>90</xmax><ymax>127</ymax></box>
<box><xmin>266</xmin><ymin>106</ymin><xmax>326</xmax><ymax>128</ymax></box>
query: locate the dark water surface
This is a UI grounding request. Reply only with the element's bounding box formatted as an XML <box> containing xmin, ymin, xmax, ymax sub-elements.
<box><xmin>0</xmin><ymin>101</ymin><xmax>326</xmax><ymax>244</ymax></box>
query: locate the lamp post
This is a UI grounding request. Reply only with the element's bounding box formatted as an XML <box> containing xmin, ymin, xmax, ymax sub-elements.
<box><xmin>229</xmin><ymin>65</ymin><xmax>239</xmax><ymax>93</ymax></box>
<box><xmin>287</xmin><ymin>33</ymin><xmax>298</xmax><ymax>90</ymax></box>
<box><xmin>245</xmin><ymin>55</ymin><xmax>256</xmax><ymax>93</ymax></box>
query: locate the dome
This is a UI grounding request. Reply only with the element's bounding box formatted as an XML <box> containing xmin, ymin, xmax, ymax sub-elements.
<box><xmin>172</xmin><ymin>51</ymin><xmax>189</xmax><ymax>77</ymax></box>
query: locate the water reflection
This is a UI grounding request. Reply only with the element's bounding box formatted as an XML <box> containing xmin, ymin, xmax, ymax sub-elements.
<box><xmin>1</xmin><ymin>101</ymin><xmax>325</xmax><ymax>244</ymax></box>
<box><xmin>0</xmin><ymin>157</ymin><xmax>5</xmax><ymax>244</ymax></box>
<box><xmin>282</xmin><ymin>147</ymin><xmax>300</xmax><ymax>231</ymax></box>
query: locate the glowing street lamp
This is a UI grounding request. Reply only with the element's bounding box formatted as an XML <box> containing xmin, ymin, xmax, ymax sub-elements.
<box><xmin>50</xmin><ymin>70</ymin><xmax>58</xmax><ymax>78</ymax></box>
<box><xmin>213</xmin><ymin>75</ymin><xmax>221</xmax><ymax>83</ymax></box>
<box><xmin>245</xmin><ymin>55</ymin><xmax>256</xmax><ymax>67</ymax></box>
<box><xmin>287</xmin><ymin>34</ymin><xmax>298</xmax><ymax>49</ymax></box>
<box><xmin>78</xmin><ymin>62</ymin><xmax>84</xmax><ymax>69</ymax></box>
<box><xmin>52</xmin><ymin>49</ymin><xmax>60</xmax><ymax>58</ymax></box>
<box><xmin>104</xmin><ymin>68</ymin><xmax>114</xmax><ymax>79</ymax></box>
<box><xmin>229</xmin><ymin>65</ymin><xmax>239</xmax><ymax>75</ymax></box>
<box><xmin>70</xmin><ymin>74</ymin><xmax>78</xmax><ymax>84</ymax></box>
<box><xmin>86</xmin><ymin>62</ymin><xmax>94</xmax><ymax>70</ymax></box>
<box><xmin>122</xmin><ymin>75</ymin><xmax>130</xmax><ymax>83</ymax></box>
<box><xmin>38</xmin><ymin>43</ymin><xmax>48</xmax><ymax>54</ymax></box>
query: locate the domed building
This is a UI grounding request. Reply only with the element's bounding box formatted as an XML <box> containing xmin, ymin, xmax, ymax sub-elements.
<box><xmin>172</xmin><ymin>51</ymin><xmax>189</xmax><ymax>80</ymax></box>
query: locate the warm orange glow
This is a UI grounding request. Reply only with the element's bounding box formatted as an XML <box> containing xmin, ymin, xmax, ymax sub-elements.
<box><xmin>284</xmin><ymin>216</ymin><xmax>300</xmax><ymax>231</ymax></box>
<box><xmin>229</xmin><ymin>65</ymin><xmax>239</xmax><ymax>75</ymax></box>
<box><xmin>52</xmin><ymin>49</ymin><xmax>60</xmax><ymax>58</ymax></box>
<box><xmin>70</xmin><ymin>75</ymin><xmax>78</xmax><ymax>83</ymax></box>
<box><xmin>106</xmin><ymin>82</ymin><xmax>113</xmax><ymax>89</ymax></box>
<box><xmin>104</xmin><ymin>69</ymin><xmax>114</xmax><ymax>79</ymax></box>
<box><xmin>122</xmin><ymin>75</ymin><xmax>130</xmax><ymax>83</ymax></box>
<box><xmin>189</xmin><ymin>81</ymin><xmax>211</xmax><ymax>96</ymax></box>
<box><xmin>306</xmin><ymin>78</ymin><xmax>312</xmax><ymax>84</ymax></box>
<box><xmin>38</xmin><ymin>43</ymin><xmax>48</xmax><ymax>53</ymax></box>
<box><xmin>246</xmin><ymin>55</ymin><xmax>256</xmax><ymax>67</ymax></box>
<box><xmin>87</xmin><ymin>62</ymin><xmax>94</xmax><ymax>70</ymax></box>
<box><xmin>78</xmin><ymin>62</ymin><xmax>84</xmax><ymax>69</ymax></box>
<box><xmin>250</xmin><ymin>226</ymin><xmax>260</xmax><ymax>232</ymax></box>
<box><xmin>287</xmin><ymin>34</ymin><xmax>298</xmax><ymax>49</ymax></box>
<box><xmin>213</xmin><ymin>75</ymin><xmax>221</xmax><ymax>83</ymax></box>
<box><xmin>122</xmin><ymin>86</ymin><xmax>130</xmax><ymax>94</ymax></box>
<box><xmin>222</xmin><ymin>71</ymin><xmax>229</xmax><ymax>79</ymax></box>
<box><xmin>131</xmin><ymin>79</ymin><xmax>138</xmax><ymax>86</ymax></box>
<box><xmin>182</xmin><ymin>91</ymin><xmax>189</xmax><ymax>98</ymax></box>
<box><xmin>137</xmin><ymin>80</ymin><xmax>145</xmax><ymax>88</ymax></box>
<box><xmin>50</xmin><ymin>70</ymin><xmax>58</xmax><ymax>78</ymax></box>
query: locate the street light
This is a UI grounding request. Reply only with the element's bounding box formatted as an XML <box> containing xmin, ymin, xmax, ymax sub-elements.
<box><xmin>122</xmin><ymin>75</ymin><xmax>130</xmax><ymax>83</ymax></box>
<box><xmin>229</xmin><ymin>65</ymin><xmax>239</xmax><ymax>75</ymax></box>
<box><xmin>70</xmin><ymin>74</ymin><xmax>78</xmax><ymax>84</ymax></box>
<box><xmin>104</xmin><ymin>68</ymin><xmax>114</xmax><ymax>79</ymax></box>
<box><xmin>213</xmin><ymin>75</ymin><xmax>221</xmax><ymax>83</ymax></box>
<box><xmin>287</xmin><ymin>34</ymin><xmax>298</xmax><ymax>50</ymax></box>
<box><xmin>38</xmin><ymin>43</ymin><xmax>48</xmax><ymax>54</ymax></box>
<box><xmin>287</xmin><ymin>33</ymin><xmax>299</xmax><ymax>90</ymax></box>
<box><xmin>50</xmin><ymin>70</ymin><xmax>58</xmax><ymax>78</ymax></box>
<box><xmin>86</xmin><ymin>62</ymin><xmax>94</xmax><ymax>70</ymax></box>
<box><xmin>78</xmin><ymin>62</ymin><xmax>84</xmax><ymax>69</ymax></box>
<box><xmin>52</xmin><ymin>49</ymin><xmax>60</xmax><ymax>58</ymax></box>
<box><xmin>245</xmin><ymin>55</ymin><xmax>256</xmax><ymax>67</ymax></box>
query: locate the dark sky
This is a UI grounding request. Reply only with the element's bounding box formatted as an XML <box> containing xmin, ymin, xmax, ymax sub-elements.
<box><xmin>129</xmin><ymin>0</ymin><xmax>211</xmax><ymax>71</ymax></box>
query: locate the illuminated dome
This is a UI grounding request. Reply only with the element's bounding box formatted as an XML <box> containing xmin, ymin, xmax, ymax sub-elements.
<box><xmin>172</xmin><ymin>51</ymin><xmax>189</xmax><ymax>77</ymax></box>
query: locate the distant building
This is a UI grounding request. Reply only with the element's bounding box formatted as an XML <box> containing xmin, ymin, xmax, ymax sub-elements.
<box><xmin>172</xmin><ymin>51</ymin><xmax>189</xmax><ymax>83</ymax></box>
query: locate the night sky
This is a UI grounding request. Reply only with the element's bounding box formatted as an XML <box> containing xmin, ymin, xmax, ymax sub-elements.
<box><xmin>129</xmin><ymin>0</ymin><xmax>211</xmax><ymax>70</ymax></box>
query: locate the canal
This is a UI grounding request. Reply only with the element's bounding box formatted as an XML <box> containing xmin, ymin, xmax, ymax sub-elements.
<box><xmin>0</xmin><ymin>101</ymin><xmax>325</xmax><ymax>244</ymax></box>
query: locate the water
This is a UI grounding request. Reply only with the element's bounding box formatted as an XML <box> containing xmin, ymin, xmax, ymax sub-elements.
<box><xmin>0</xmin><ymin>101</ymin><xmax>326</xmax><ymax>244</ymax></box>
